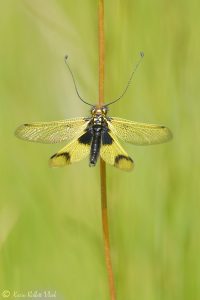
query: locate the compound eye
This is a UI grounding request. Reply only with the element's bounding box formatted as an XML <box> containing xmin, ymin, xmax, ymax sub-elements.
<box><xmin>102</xmin><ymin>107</ymin><xmax>107</xmax><ymax>114</ymax></box>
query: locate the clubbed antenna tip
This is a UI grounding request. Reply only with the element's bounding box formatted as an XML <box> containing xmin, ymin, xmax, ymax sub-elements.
<box><xmin>140</xmin><ymin>51</ymin><xmax>144</xmax><ymax>57</ymax></box>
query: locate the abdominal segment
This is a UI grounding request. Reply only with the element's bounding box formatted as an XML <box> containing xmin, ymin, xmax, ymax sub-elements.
<box><xmin>89</xmin><ymin>125</ymin><xmax>102</xmax><ymax>167</ymax></box>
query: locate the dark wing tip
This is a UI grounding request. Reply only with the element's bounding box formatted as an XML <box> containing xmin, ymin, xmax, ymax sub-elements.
<box><xmin>50</xmin><ymin>152</ymin><xmax>70</xmax><ymax>160</ymax></box>
<box><xmin>49</xmin><ymin>152</ymin><xmax>71</xmax><ymax>167</ymax></box>
<box><xmin>114</xmin><ymin>155</ymin><xmax>134</xmax><ymax>171</ymax></box>
<box><xmin>115</xmin><ymin>155</ymin><xmax>133</xmax><ymax>164</ymax></box>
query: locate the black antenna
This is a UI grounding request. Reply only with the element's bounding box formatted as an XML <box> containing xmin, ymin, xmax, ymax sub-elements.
<box><xmin>106</xmin><ymin>52</ymin><xmax>144</xmax><ymax>106</ymax></box>
<box><xmin>64</xmin><ymin>56</ymin><xmax>93</xmax><ymax>107</ymax></box>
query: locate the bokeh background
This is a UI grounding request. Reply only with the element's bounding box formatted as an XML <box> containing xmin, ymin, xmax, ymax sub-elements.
<box><xmin>0</xmin><ymin>0</ymin><xmax>199</xmax><ymax>299</ymax></box>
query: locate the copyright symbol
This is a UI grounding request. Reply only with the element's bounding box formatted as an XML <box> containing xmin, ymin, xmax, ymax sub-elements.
<box><xmin>2</xmin><ymin>290</ymin><xmax>10</xmax><ymax>298</ymax></box>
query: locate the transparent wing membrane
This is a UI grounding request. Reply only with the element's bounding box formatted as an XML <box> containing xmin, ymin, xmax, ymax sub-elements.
<box><xmin>15</xmin><ymin>118</ymin><xmax>89</xmax><ymax>144</ymax></box>
<box><xmin>108</xmin><ymin>117</ymin><xmax>172</xmax><ymax>145</ymax></box>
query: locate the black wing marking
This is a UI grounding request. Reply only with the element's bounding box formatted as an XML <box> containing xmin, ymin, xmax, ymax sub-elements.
<box><xmin>100</xmin><ymin>129</ymin><xmax>134</xmax><ymax>171</ymax></box>
<box><xmin>49</xmin><ymin>129</ymin><xmax>93</xmax><ymax>167</ymax></box>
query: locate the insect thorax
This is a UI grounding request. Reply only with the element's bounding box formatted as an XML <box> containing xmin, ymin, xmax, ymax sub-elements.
<box><xmin>90</xmin><ymin>105</ymin><xmax>109</xmax><ymax>127</ymax></box>
<box><xmin>93</xmin><ymin>115</ymin><xmax>104</xmax><ymax>126</ymax></box>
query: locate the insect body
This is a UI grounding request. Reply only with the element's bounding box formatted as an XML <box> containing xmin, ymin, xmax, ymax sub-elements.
<box><xmin>15</xmin><ymin>54</ymin><xmax>172</xmax><ymax>171</ymax></box>
<box><xmin>15</xmin><ymin>105</ymin><xmax>172</xmax><ymax>171</ymax></box>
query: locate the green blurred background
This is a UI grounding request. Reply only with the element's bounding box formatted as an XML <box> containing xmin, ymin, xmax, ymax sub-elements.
<box><xmin>0</xmin><ymin>0</ymin><xmax>199</xmax><ymax>299</ymax></box>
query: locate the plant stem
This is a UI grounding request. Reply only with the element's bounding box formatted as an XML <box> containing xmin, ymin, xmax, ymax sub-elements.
<box><xmin>98</xmin><ymin>1</ymin><xmax>116</xmax><ymax>299</ymax></box>
<box><xmin>98</xmin><ymin>0</ymin><xmax>104</xmax><ymax>107</ymax></box>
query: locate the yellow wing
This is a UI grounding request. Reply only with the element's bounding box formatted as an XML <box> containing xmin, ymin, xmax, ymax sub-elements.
<box><xmin>49</xmin><ymin>129</ymin><xmax>92</xmax><ymax>167</ymax></box>
<box><xmin>15</xmin><ymin>118</ymin><xmax>89</xmax><ymax>144</ymax></box>
<box><xmin>100</xmin><ymin>130</ymin><xmax>134</xmax><ymax>171</ymax></box>
<box><xmin>107</xmin><ymin>117</ymin><xmax>172</xmax><ymax>145</ymax></box>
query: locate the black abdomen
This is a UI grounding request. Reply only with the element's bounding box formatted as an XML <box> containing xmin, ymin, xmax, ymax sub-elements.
<box><xmin>89</xmin><ymin>125</ymin><xmax>102</xmax><ymax>167</ymax></box>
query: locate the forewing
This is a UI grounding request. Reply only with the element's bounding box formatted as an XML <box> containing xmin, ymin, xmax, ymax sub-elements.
<box><xmin>108</xmin><ymin>117</ymin><xmax>172</xmax><ymax>145</ymax></box>
<box><xmin>49</xmin><ymin>129</ymin><xmax>92</xmax><ymax>167</ymax></box>
<box><xmin>100</xmin><ymin>130</ymin><xmax>134</xmax><ymax>171</ymax></box>
<box><xmin>15</xmin><ymin>118</ymin><xmax>90</xmax><ymax>144</ymax></box>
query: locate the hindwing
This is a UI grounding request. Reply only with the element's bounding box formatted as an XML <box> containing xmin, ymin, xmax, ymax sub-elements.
<box><xmin>100</xmin><ymin>129</ymin><xmax>134</xmax><ymax>171</ymax></box>
<box><xmin>49</xmin><ymin>129</ymin><xmax>92</xmax><ymax>167</ymax></box>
